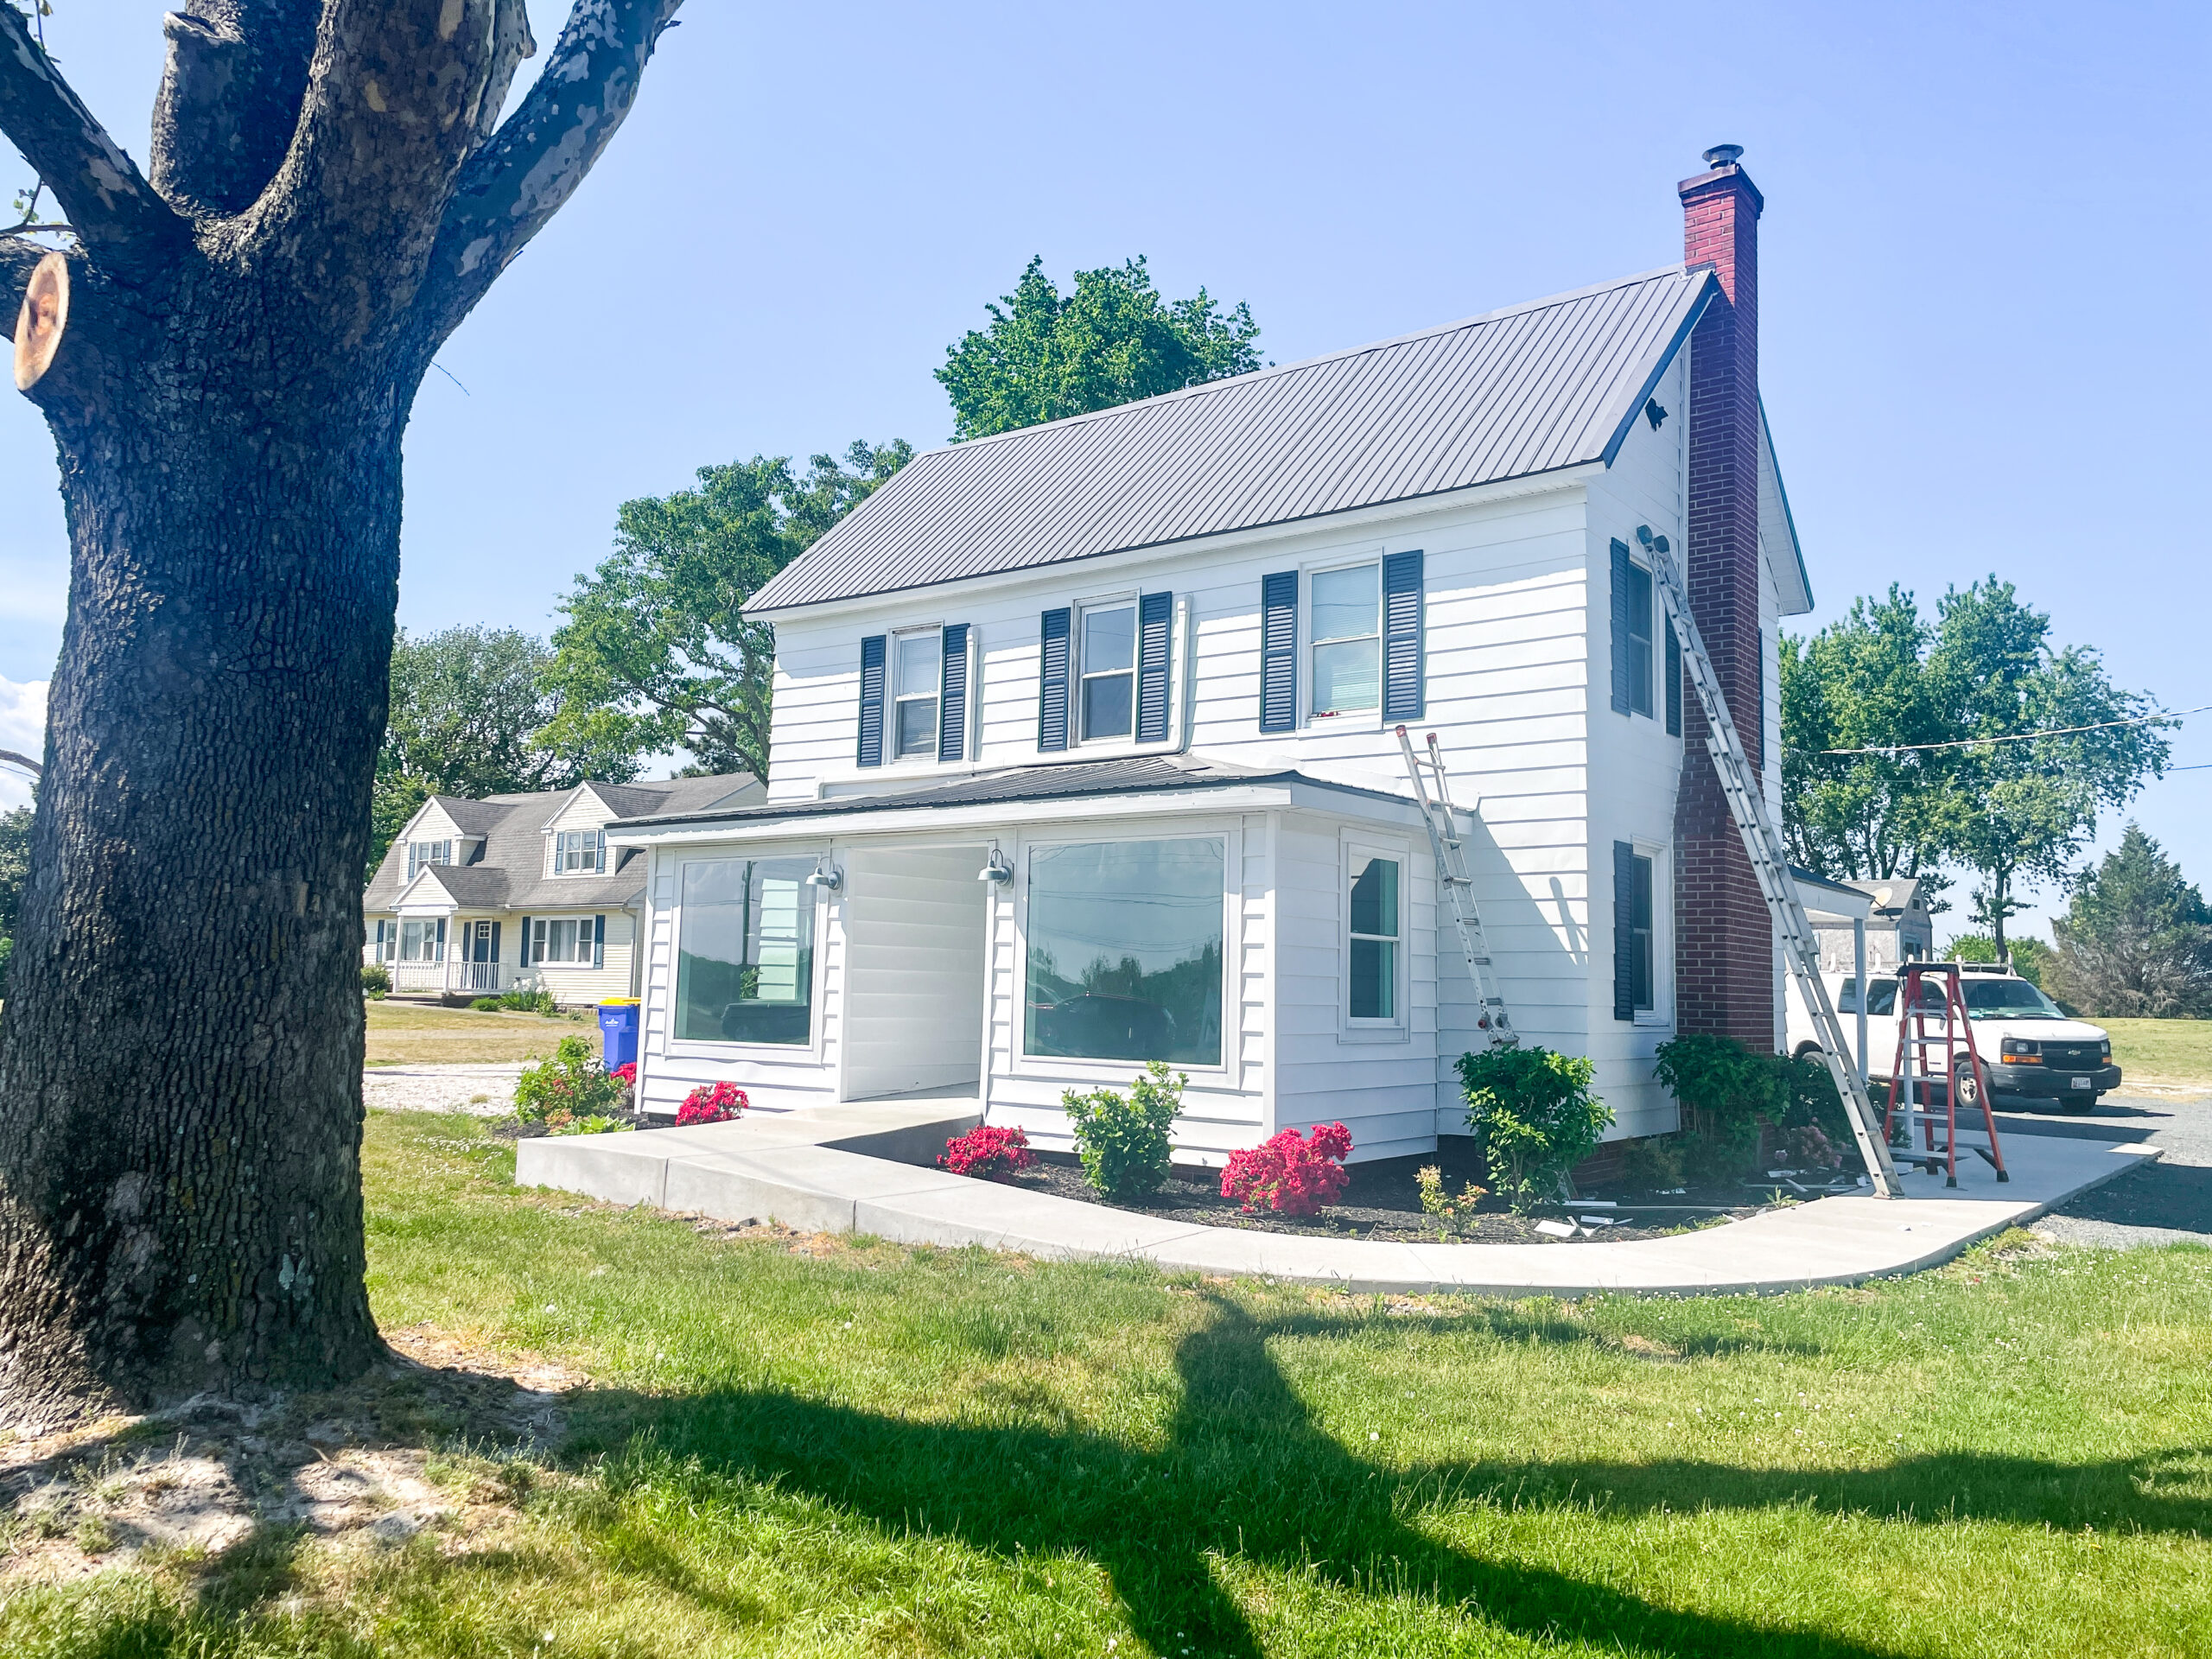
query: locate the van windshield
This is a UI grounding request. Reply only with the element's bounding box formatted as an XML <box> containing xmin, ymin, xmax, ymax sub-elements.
<box><xmin>1961</xmin><ymin>978</ymin><xmax>2066</xmax><ymax>1020</ymax></box>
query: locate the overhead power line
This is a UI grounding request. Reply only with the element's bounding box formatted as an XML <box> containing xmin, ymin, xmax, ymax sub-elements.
<box><xmin>1798</xmin><ymin>703</ymin><xmax>2209</xmax><ymax>759</ymax></box>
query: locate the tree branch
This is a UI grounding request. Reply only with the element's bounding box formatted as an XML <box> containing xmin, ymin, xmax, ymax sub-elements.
<box><xmin>0</xmin><ymin>10</ymin><xmax>184</xmax><ymax>255</ymax></box>
<box><xmin>0</xmin><ymin>234</ymin><xmax>48</xmax><ymax>338</ymax></box>
<box><xmin>149</xmin><ymin>2</ymin><xmax>321</xmax><ymax>215</ymax></box>
<box><xmin>413</xmin><ymin>0</ymin><xmax>683</xmax><ymax>349</ymax></box>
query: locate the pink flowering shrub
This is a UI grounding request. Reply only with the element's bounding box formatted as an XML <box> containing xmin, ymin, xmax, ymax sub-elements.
<box><xmin>1220</xmin><ymin>1122</ymin><xmax>1353</xmax><ymax>1216</ymax></box>
<box><xmin>938</xmin><ymin>1124</ymin><xmax>1035</xmax><ymax>1179</ymax></box>
<box><xmin>611</xmin><ymin>1062</ymin><xmax>638</xmax><ymax>1087</ymax></box>
<box><xmin>675</xmin><ymin>1081</ymin><xmax>748</xmax><ymax>1126</ymax></box>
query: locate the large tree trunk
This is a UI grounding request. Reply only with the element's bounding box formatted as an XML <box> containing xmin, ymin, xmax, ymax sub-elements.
<box><xmin>0</xmin><ymin>320</ymin><xmax>404</xmax><ymax>1418</ymax></box>
<box><xmin>0</xmin><ymin>0</ymin><xmax>685</xmax><ymax>1425</ymax></box>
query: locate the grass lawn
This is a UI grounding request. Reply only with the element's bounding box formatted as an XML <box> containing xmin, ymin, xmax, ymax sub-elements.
<box><xmin>364</xmin><ymin>999</ymin><xmax>586</xmax><ymax>1065</ymax></box>
<box><xmin>2096</xmin><ymin>1017</ymin><xmax>2212</xmax><ymax>1095</ymax></box>
<box><xmin>9</xmin><ymin>1111</ymin><xmax>2211</xmax><ymax>1656</ymax></box>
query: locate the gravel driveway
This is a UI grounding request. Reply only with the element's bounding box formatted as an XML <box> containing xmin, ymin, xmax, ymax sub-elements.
<box><xmin>363</xmin><ymin>1063</ymin><xmax>527</xmax><ymax>1117</ymax></box>
<box><xmin>2009</xmin><ymin>1095</ymin><xmax>2212</xmax><ymax>1249</ymax></box>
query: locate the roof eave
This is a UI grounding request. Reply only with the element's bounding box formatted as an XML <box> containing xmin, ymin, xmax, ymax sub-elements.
<box><xmin>1759</xmin><ymin>397</ymin><xmax>1814</xmax><ymax>616</ymax></box>
<box><xmin>1597</xmin><ymin>268</ymin><xmax>1719</xmax><ymax>468</ymax></box>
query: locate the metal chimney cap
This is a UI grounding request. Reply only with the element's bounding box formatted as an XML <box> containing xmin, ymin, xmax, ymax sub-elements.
<box><xmin>1702</xmin><ymin>143</ymin><xmax>1745</xmax><ymax>168</ymax></box>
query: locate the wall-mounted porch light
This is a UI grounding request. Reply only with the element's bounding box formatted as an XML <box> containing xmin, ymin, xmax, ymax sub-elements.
<box><xmin>977</xmin><ymin>842</ymin><xmax>1013</xmax><ymax>885</ymax></box>
<box><xmin>804</xmin><ymin>861</ymin><xmax>843</xmax><ymax>893</ymax></box>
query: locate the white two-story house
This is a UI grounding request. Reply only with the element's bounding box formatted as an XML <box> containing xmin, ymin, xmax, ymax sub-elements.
<box><xmin>608</xmin><ymin>149</ymin><xmax>1806</xmax><ymax>1162</ymax></box>
<box><xmin>365</xmin><ymin>773</ymin><xmax>763</xmax><ymax>1005</ymax></box>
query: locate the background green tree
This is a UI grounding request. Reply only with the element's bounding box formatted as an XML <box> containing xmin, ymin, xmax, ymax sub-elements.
<box><xmin>1779</xmin><ymin>585</ymin><xmax>1953</xmax><ymax>904</ymax></box>
<box><xmin>539</xmin><ymin>443</ymin><xmax>912</xmax><ymax>784</ymax></box>
<box><xmin>2049</xmin><ymin>825</ymin><xmax>2212</xmax><ymax>1017</ymax></box>
<box><xmin>938</xmin><ymin>256</ymin><xmax>1262</xmax><ymax>439</ymax></box>
<box><xmin>0</xmin><ymin>802</ymin><xmax>29</xmax><ymax>995</ymax></box>
<box><xmin>372</xmin><ymin>626</ymin><xmax>636</xmax><ymax>874</ymax></box>
<box><xmin>1923</xmin><ymin>579</ymin><xmax>2166</xmax><ymax>959</ymax></box>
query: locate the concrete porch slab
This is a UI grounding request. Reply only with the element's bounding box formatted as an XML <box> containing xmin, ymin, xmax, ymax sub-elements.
<box><xmin>515</xmin><ymin>1103</ymin><xmax>2164</xmax><ymax>1296</ymax></box>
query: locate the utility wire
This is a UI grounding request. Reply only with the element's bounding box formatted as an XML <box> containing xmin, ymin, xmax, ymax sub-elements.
<box><xmin>1796</xmin><ymin>702</ymin><xmax>2208</xmax><ymax>759</ymax></box>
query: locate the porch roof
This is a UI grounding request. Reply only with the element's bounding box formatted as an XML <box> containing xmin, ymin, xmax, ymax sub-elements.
<box><xmin>608</xmin><ymin>753</ymin><xmax>1422</xmax><ymax>841</ymax></box>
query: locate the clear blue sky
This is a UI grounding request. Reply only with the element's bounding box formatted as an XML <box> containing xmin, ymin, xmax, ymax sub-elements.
<box><xmin>1</xmin><ymin>2</ymin><xmax>2205</xmax><ymax>938</ymax></box>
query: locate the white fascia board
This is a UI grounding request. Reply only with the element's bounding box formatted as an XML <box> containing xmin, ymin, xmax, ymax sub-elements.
<box><xmin>1759</xmin><ymin>399</ymin><xmax>1813</xmax><ymax>616</ymax></box>
<box><xmin>607</xmin><ymin>784</ymin><xmax>1311</xmax><ymax>849</ymax></box>
<box><xmin>745</xmin><ymin>466</ymin><xmax>1600</xmax><ymax>627</ymax></box>
<box><xmin>539</xmin><ymin>784</ymin><xmax>596</xmax><ymax>832</ymax></box>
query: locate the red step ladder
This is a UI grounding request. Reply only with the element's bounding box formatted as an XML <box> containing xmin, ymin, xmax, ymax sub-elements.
<box><xmin>1885</xmin><ymin>962</ymin><xmax>2009</xmax><ymax>1187</ymax></box>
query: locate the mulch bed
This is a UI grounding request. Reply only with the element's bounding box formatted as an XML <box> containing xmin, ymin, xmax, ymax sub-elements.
<box><xmin>990</xmin><ymin>1147</ymin><xmax>1853</xmax><ymax>1245</ymax></box>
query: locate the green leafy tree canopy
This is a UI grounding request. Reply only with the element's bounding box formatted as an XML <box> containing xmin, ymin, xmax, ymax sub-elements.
<box><xmin>938</xmin><ymin>256</ymin><xmax>1262</xmax><ymax>440</ymax></box>
<box><xmin>2050</xmin><ymin>824</ymin><xmax>2212</xmax><ymax>1018</ymax></box>
<box><xmin>540</xmin><ymin>442</ymin><xmax>912</xmax><ymax>785</ymax></box>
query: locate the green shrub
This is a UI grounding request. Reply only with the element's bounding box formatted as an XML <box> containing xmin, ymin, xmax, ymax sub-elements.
<box><xmin>513</xmin><ymin>1035</ymin><xmax>623</xmax><ymax>1123</ymax></box>
<box><xmin>499</xmin><ymin>986</ymin><xmax>559</xmax><ymax>1016</ymax></box>
<box><xmin>469</xmin><ymin>995</ymin><xmax>500</xmax><ymax>1013</ymax></box>
<box><xmin>1456</xmin><ymin>1046</ymin><xmax>1611</xmax><ymax>1212</ymax></box>
<box><xmin>1772</xmin><ymin>1050</ymin><xmax>1853</xmax><ymax>1143</ymax></box>
<box><xmin>1618</xmin><ymin>1135</ymin><xmax>1685</xmax><ymax>1192</ymax></box>
<box><xmin>360</xmin><ymin>963</ymin><xmax>391</xmax><ymax>998</ymax></box>
<box><xmin>1414</xmin><ymin>1165</ymin><xmax>1485</xmax><ymax>1233</ymax></box>
<box><xmin>1652</xmin><ymin>1033</ymin><xmax>1777</xmax><ymax>1184</ymax></box>
<box><xmin>1062</xmin><ymin>1061</ymin><xmax>1184</xmax><ymax>1197</ymax></box>
<box><xmin>550</xmin><ymin>1113</ymin><xmax>634</xmax><ymax>1136</ymax></box>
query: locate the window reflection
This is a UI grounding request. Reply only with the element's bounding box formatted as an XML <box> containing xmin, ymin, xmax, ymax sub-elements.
<box><xmin>1025</xmin><ymin>839</ymin><xmax>1224</xmax><ymax>1065</ymax></box>
<box><xmin>676</xmin><ymin>857</ymin><xmax>817</xmax><ymax>1044</ymax></box>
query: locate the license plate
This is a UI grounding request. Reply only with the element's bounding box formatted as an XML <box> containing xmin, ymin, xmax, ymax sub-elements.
<box><xmin>2071</xmin><ymin>1077</ymin><xmax>2093</xmax><ymax>1090</ymax></box>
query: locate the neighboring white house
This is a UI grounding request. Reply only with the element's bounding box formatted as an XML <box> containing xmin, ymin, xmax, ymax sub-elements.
<box><xmin>607</xmin><ymin>149</ymin><xmax>1805</xmax><ymax>1162</ymax></box>
<box><xmin>364</xmin><ymin>774</ymin><xmax>763</xmax><ymax>1005</ymax></box>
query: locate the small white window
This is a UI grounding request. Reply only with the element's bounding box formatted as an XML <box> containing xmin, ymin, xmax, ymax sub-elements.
<box><xmin>531</xmin><ymin>916</ymin><xmax>598</xmax><ymax>965</ymax></box>
<box><xmin>893</xmin><ymin>631</ymin><xmax>942</xmax><ymax>759</ymax></box>
<box><xmin>554</xmin><ymin>829</ymin><xmax>606</xmax><ymax>874</ymax></box>
<box><xmin>1347</xmin><ymin>852</ymin><xmax>1399</xmax><ymax>1020</ymax></box>
<box><xmin>1311</xmin><ymin>564</ymin><xmax>1380</xmax><ymax>719</ymax></box>
<box><xmin>1626</xmin><ymin>850</ymin><xmax>1656</xmax><ymax>1014</ymax></box>
<box><xmin>397</xmin><ymin>918</ymin><xmax>445</xmax><ymax>963</ymax></box>
<box><xmin>1078</xmin><ymin>603</ymin><xmax>1137</xmax><ymax>741</ymax></box>
<box><xmin>1625</xmin><ymin>561</ymin><xmax>1655</xmax><ymax>718</ymax></box>
<box><xmin>406</xmin><ymin>839</ymin><xmax>453</xmax><ymax>880</ymax></box>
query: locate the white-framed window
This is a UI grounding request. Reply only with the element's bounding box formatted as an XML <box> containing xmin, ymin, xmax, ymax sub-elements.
<box><xmin>1624</xmin><ymin>849</ymin><xmax>1655</xmax><ymax>1013</ymax></box>
<box><xmin>397</xmin><ymin>918</ymin><xmax>445</xmax><ymax>963</ymax></box>
<box><xmin>1624</xmin><ymin>558</ymin><xmax>1655</xmax><ymax>718</ymax></box>
<box><xmin>1346</xmin><ymin>848</ymin><xmax>1402</xmax><ymax>1023</ymax></box>
<box><xmin>530</xmin><ymin>916</ymin><xmax>598</xmax><ymax>965</ymax></box>
<box><xmin>554</xmin><ymin>828</ymin><xmax>606</xmax><ymax>874</ymax></box>
<box><xmin>673</xmin><ymin>857</ymin><xmax>819</xmax><ymax>1046</ymax></box>
<box><xmin>1020</xmin><ymin>834</ymin><xmax>1225</xmax><ymax>1068</ymax></box>
<box><xmin>893</xmin><ymin>629</ymin><xmax>943</xmax><ymax>760</ymax></box>
<box><xmin>1310</xmin><ymin>562</ymin><xmax>1381</xmax><ymax>720</ymax></box>
<box><xmin>1077</xmin><ymin>600</ymin><xmax>1138</xmax><ymax>742</ymax></box>
<box><xmin>406</xmin><ymin>839</ymin><xmax>453</xmax><ymax>880</ymax></box>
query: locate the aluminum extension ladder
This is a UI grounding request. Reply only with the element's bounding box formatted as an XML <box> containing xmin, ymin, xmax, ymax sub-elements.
<box><xmin>1395</xmin><ymin>725</ymin><xmax>1515</xmax><ymax>1047</ymax></box>
<box><xmin>1639</xmin><ymin>527</ymin><xmax>1904</xmax><ymax>1198</ymax></box>
<box><xmin>1886</xmin><ymin>961</ymin><xmax>2009</xmax><ymax>1187</ymax></box>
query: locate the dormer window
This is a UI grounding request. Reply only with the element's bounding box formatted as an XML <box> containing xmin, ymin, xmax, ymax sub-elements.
<box><xmin>555</xmin><ymin>829</ymin><xmax>607</xmax><ymax>874</ymax></box>
<box><xmin>405</xmin><ymin>839</ymin><xmax>454</xmax><ymax>880</ymax></box>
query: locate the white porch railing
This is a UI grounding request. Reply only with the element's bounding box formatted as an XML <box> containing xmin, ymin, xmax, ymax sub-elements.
<box><xmin>385</xmin><ymin>958</ymin><xmax>508</xmax><ymax>996</ymax></box>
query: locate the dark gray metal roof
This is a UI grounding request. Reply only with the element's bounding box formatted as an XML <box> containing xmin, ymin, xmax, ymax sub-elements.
<box><xmin>613</xmin><ymin>753</ymin><xmax>1411</xmax><ymax>831</ymax></box>
<box><xmin>750</xmin><ymin>265</ymin><xmax>1717</xmax><ymax>614</ymax></box>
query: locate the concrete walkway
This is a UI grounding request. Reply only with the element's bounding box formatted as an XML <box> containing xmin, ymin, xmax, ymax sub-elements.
<box><xmin>515</xmin><ymin>1101</ymin><xmax>2164</xmax><ymax>1295</ymax></box>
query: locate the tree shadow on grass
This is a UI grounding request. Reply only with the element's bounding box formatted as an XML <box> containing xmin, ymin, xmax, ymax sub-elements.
<box><xmin>568</xmin><ymin>1294</ymin><xmax>2074</xmax><ymax>1658</ymax></box>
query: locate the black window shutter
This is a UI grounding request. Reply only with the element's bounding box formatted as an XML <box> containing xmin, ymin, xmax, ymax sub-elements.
<box><xmin>1038</xmin><ymin>608</ymin><xmax>1071</xmax><ymax>752</ymax></box>
<box><xmin>490</xmin><ymin>920</ymin><xmax>501</xmax><ymax>965</ymax></box>
<box><xmin>435</xmin><ymin>917</ymin><xmax>447</xmax><ymax>962</ymax></box>
<box><xmin>938</xmin><ymin>623</ymin><xmax>969</xmax><ymax>762</ymax></box>
<box><xmin>1612</xmin><ymin>841</ymin><xmax>1637</xmax><ymax>1021</ymax></box>
<box><xmin>1609</xmin><ymin>539</ymin><xmax>1632</xmax><ymax>714</ymax></box>
<box><xmin>1259</xmin><ymin>571</ymin><xmax>1298</xmax><ymax>734</ymax></box>
<box><xmin>1135</xmin><ymin>592</ymin><xmax>1173</xmax><ymax>743</ymax></box>
<box><xmin>856</xmin><ymin>635</ymin><xmax>887</xmax><ymax>767</ymax></box>
<box><xmin>594</xmin><ymin>915</ymin><xmax>606</xmax><ymax>969</ymax></box>
<box><xmin>518</xmin><ymin>915</ymin><xmax>531</xmax><ymax>966</ymax></box>
<box><xmin>1382</xmin><ymin>550</ymin><xmax>1425</xmax><ymax>721</ymax></box>
<box><xmin>1664</xmin><ymin>619</ymin><xmax>1682</xmax><ymax>737</ymax></box>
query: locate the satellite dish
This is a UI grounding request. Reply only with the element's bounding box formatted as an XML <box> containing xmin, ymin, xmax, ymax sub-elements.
<box><xmin>1874</xmin><ymin>885</ymin><xmax>1894</xmax><ymax>907</ymax></box>
<box><xmin>14</xmin><ymin>251</ymin><xmax>68</xmax><ymax>391</ymax></box>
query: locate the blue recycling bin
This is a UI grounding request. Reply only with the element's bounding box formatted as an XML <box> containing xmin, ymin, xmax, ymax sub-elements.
<box><xmin>597</xmin><ymin>1000</ymin><xmax>639</xmax><ymax>1071</ymax></box>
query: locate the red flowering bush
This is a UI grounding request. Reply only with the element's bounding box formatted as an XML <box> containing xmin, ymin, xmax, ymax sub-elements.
<box><xmin>611</xmin><ymin>1062</ymin><xmax>638</xmax><ymax>1087</ymax></box>
<box><xmin>1220</xmin><ymin>1122</ymin><xmax>1353</xmax><ymax>1216</ymax></box>
<box><xmin>675</xmin><ymin>1081</ymin><xmax>748</xmax><ymax>1126</ymax></box>
<box><xmin>939</xmin><ymin>1125</ymin><xmax>1034</xmax><ymax>1179</ymax></box>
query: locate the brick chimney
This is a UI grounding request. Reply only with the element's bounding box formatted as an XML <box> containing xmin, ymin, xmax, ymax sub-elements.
<box><xmin>1672</xmin><ymin>145</ymin><xmax>1776</xmax><ymax>1050</ymax></box>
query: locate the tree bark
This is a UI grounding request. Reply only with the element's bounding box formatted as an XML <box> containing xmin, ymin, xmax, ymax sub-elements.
<box><xmin>0</xmin><ymin>0</ymin><xmax>683</xmax><ymax>1426</ymax></box>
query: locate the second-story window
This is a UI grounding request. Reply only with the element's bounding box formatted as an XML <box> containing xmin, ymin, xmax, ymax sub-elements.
<box><xmin>893</xmin><ymin>631</ymin><xmax>941</xmax><ymax>759</ymax></box>
<box><xmin>1311</xmin><ymin>563</ymin><xmax>1381</xmax><ymax>719</ymax></box>
<box><xmin>405</xmin><ymin>839</ymin><xmax>453</xmax><ymax>880</ymax></box>
<box><xmin>1079</xmin><ymin>602</ymin><xmax>1136</xmax><ymax>741</ymax></box>
<box><xmin>555</xmin><ymin>829</ymin><xmax>606</xmax><ymax>874</ymax></box>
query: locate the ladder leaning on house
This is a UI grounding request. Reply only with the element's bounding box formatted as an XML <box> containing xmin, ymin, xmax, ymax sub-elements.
<box><xmin>1395</xmin><ymin>725</ymin><xmax>1514</xmax><ymax>1048</ymax></box>
<box><xmin>1637</xmin><ymin>525</ymin><xmax>1903</xmax><ymax>1198</ymax></box>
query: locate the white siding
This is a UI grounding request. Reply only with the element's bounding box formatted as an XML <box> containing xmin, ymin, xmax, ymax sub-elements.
<box><xmin>841</xmin><ymin>844</ymin><xmax>988</xmax><ymax>1099</ymax></box>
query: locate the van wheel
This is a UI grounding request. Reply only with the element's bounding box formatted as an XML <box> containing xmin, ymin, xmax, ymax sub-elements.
<box><xmin>1792</xmin><ymin>1041</ymin><xmax>1823</xmax><ymax>1061</ymax></box>
<box><xmin>1950</xmin><ymin>1058</ymin><xmax>1986</xmax><ymax>1119</ymax></box>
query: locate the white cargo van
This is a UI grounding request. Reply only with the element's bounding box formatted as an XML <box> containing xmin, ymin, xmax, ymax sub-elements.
<box><xmin>1785</xmin><ymin>963</ymin><xmax>2119</xmax><ymax>1114</ymax></box>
